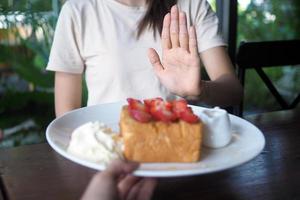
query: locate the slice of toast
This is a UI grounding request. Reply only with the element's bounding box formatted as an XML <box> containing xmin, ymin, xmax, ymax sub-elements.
<box><xmin>120</xmin><ymin>106</ymin><xmax>203</xmax><ymax>162</ymax></box>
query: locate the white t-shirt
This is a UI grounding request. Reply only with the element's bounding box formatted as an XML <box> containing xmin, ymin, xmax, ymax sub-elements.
<box><xmin>46</xmin><ymin>0</ymin><xmax>226</xmax><ymax>106</ymax></box>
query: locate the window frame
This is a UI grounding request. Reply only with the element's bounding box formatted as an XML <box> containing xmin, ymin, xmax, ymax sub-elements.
<box><xmin>216</xmin><ymin>0</ymin><xmax>238</xmax><ymax>64</ymax></box>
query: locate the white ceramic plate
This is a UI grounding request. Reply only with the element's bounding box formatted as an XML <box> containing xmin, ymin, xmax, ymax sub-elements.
<box><xmin>46</xmin><ymin>101</ymin><xmax>265</xmax><ymax>177</ymax></box>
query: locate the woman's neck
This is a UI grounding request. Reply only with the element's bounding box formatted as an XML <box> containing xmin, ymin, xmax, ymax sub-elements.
<box><xmin>116</xmin><ymin>0</ymin><xmax>147</xmax><ymax>7</ymax></box>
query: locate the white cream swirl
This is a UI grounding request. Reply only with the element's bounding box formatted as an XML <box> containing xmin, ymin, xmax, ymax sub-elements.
<box><xmin>67</xmin><ymin>121</ymin><xmax>123</xmax><ymax>164</ymax></box>
<box><xmin>199</xmin><ymin>107</ymin><xmax>232</xmax><ymax>148</ymax></box>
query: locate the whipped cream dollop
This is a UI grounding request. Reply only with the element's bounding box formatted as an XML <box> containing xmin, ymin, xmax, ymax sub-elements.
<box><xmin>67</xmin><ymin>121</ymin><xmax>123</xmax><ymax>164</ymax></box>
<box><xmin>199</xmin><ymin>107</ymin><xmax>232</xmax><ymax>148</ymax></box>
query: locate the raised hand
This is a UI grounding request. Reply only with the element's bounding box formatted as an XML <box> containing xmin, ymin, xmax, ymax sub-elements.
<box><xmin>148</xmin><ymin>5</ymin><xmax>202</xmax><ymax>97</ymax></box>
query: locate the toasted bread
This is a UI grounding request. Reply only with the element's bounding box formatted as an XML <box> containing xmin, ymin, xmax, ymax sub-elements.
<box><xmin>120</xmin><ymin>106</ymin><xmax>203</xmax><ymax>162</ymax></box>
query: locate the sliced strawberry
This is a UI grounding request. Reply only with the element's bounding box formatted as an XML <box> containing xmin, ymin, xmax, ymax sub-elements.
<box><xmin>127</xmin><ymin>98</ymin><xmax>141</xmax><ymax>106</ymax></box>
<box><xmin>148</xmin><ymin>99</ymin><xmax>177</xmax><ymax>122</ymax></box>
<box><xmin>153</xmin><ymin>99</ymin><xmax>172</xmax><ymax>111</ymax></box>
<box><xmin>128</xmin><ymin>109</ymin><xmax>152</xmax><ymax>123</ymax></box>
<box><xmin>127</xmin><ymin>98</ymin><xmax>149</xmax><ymax>112</ymax></box>
<box><xmin>144</xmin><ymin>97</ymin><xmax>163</xmax><ymax>107</ymax></box>
<box><xmin>186</xmin><ymin>107</ymin><xmax>193</xmax><ymax>112</ymax></box>
<box><xmin>144</xmin><ymin>99</ymin><xmax>152</xmax><ymax>108</ymax></box>
<box><xmin>152</xmin><ymin>109</ymin><xmax>177</xmax><ymax>122</ymax></box>
<box><xmin>172</xmin><ymin>99</ymin><xmax>188</xmax><ymax>117</ymax></box>
<box><xmin>164</xmin><ymin>101</ymin><xmax>173</xmax><ymax>111</ymax></box>
<box><xmin>180</xmin><ymin>108</ymin><xmax>199</xmax><ymax>123</ymax></box>
<box><xmin>149</xmin><ymin>99</ymin><xmax>170</xmax><ymax>118</ymax></box>
<box><xmin>149</xmin><ymin>105</ymin><xmax>160</xmax><ymax>120</ymax></box>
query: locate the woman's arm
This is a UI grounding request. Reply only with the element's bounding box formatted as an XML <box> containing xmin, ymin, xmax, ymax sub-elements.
<box><xmin>55</xmin><ymin>72</ymin><xmax>82</xmax><ymax>117</ymax></box>
<box><xmin>188</xmin><ymin>47</ymin><xmax>243</xmax><ymax>106</ymax></box>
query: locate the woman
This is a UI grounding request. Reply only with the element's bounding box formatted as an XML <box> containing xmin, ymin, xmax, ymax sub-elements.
<box><xmin>47</xmin><ymin>0</ymin><xmax>243</xmax><ymax>117</ymax></box>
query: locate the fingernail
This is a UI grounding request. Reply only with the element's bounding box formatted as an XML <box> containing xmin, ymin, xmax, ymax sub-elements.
<box><xmin>172</xmin><ymin>5</ymin><xmax>177</xmax><ymax>11</ymax></box>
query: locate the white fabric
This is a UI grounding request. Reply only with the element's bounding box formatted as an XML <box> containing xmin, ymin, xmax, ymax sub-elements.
<box><xmin>46</xmin><ymin>0</ymin><xmax>226</xmax><ymax>106</ymax></box>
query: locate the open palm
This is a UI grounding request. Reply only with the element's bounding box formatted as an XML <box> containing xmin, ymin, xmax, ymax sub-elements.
<box><xmin>148</xmin><ymin>5</ymin><xmax>202</xmax><ymax>97</ymax></box>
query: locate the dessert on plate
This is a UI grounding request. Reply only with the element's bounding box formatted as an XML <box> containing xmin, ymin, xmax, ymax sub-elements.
<box><xmin>67</xmin><ymin>98</ymin><xmax>204</xmax><ymax>164</ymax></box>
<box><xmin>120</xmin><ymin>98</ymin><xmax>203</xmax><ymax>163</ymax></box>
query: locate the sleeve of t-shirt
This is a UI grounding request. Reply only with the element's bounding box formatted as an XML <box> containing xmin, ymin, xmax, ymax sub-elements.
<box><xmin>194</xmin><ymin>0</ymin><xmax>227</xmax><ymax>53</ymax></box>
<box><xmin>46</xmin><ymin>1</ymin><xmax>84</xmax><ymax>74</ymax></box>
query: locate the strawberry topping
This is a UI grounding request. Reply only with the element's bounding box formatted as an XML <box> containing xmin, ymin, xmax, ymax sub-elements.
<box><xmin>172</xmin><ymin>99</ymin><xmax>188</xmax><ymax>117</ymax></box>
<box><xmin>127</xmin><ymin>98</ymin><xmax>199</xmax><ymax>124</ymax></box>
<box><xmin>152</xmin><ymin>109</ymin><xmax>177</xmax><ymax>122</ymax></box>
<box><xmin>127</xmin><ymin>98</ymin><xmax>149</xmax><ymax>113</ymax></box>
<box><xmin>180</xmin><ymin>108</ymin><xmax>199</xmax><ymax>123</ymax></box>
<box><xmin>144</xmin><ymin>97</ymin><xmax>163</xmax><ymax>108</ymax></box>
<box><xmin>128</xmin><ymin>109</ymin><xmax>152</xmax><ymax>123</ymax></box>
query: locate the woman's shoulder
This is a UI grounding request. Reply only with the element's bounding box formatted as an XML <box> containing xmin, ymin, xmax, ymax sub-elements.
<box><xmin>177</xmin><ymin>0</ymin><xmax>214</xmax><ymax>20</ymax></box>
<box><xmin>64</xmin><ymin>0</ymin><xmax>104</xmax><ymax>10</ymax></box>
<box><xmin>177</xmin><ymin>0</ymin><xmax>210</xmax><ymax>12</ymax></box>
<box><xmin>177</xmin><ymin>0</ymin><xmax>205</xmax><ymax>7</ymax></box>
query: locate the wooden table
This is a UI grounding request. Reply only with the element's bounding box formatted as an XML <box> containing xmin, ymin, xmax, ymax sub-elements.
<box><xmin>0</xmin><ymin>108</ymin><xmax>299</xmax><ymax>200</ymax></box>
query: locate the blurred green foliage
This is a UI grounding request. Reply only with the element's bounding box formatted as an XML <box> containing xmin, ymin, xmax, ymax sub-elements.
<box><xmin>0</xmin><ymin>0</ymin><xmax>87</xmax><ymax>148</ymax></box>
<box><xmin>238</xmin><ymin>0</ymin><xmax>300</xmax><ymax>41</ymax></box>
<box><xmin>0</xmin><ymin>0</ymin><xmax>59</xmax><ymax>148</ymax></box>
<box><xmin>0</xmin><ymin>0</ymin><xmax>53</xmax><ymax>12</ymax></box>
<box><xmin>238</xmin><ymin>0</ymin><xmax>300</xmax><ymax>113</ymax></box>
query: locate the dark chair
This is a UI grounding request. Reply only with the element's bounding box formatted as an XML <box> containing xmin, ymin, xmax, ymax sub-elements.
<box><xmin>235</xmin><ymin>40</ymin><xmax>300</xmax><ymax>117</ymax></box>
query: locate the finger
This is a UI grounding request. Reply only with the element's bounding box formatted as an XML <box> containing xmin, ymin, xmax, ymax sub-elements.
<box><xmin>179</xmin><ymin>12</ymin><xmax>188</xmax><ymax>50</ymax></box>
<box><xmin>148</xmin><ymin>48</ymin><xmax>164</xmax><ymax>73</ymax></box>
<box><xmin>118</xmin><ymin>175</ymin><xmax>142</xmax><ymax>199</ymax></box>
<box><xmin>170</xmin><ymin>5</ymin><xmax>179</xmax><ymax>48</ymax></box>
<box><xmin>126</xmin><ymin>179</ymin><xmax>145</xmax><ymax>200</ymax></box>
<box><xmin>136</xmin><ymin>178</ymin><xmax>157</xmax><ymax>200</ymax></box>
<box><xmin>189</xmin><ymin>26</ymin><xmax>199</xmax><ymax>56</ymax></box>
<box><xmin>161</xmin><ymin>13</ymin><xmax>171</xmax><ymax>50</ymax></box>
<box><xmin>81</xmin><ymin>172</ymin><xmax>119</xmax><ymax>200</ymax></box>
<box><xmin>106</xmin><ymin>159</ymin><xmax>139</xmax><ymax>180</ymax></box>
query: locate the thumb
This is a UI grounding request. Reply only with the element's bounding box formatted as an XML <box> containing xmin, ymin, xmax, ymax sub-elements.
<box><xmin>148</xmin><ymin>48</ymin><xmax>164</xmax><ymax>74</ymax></box>
<box><xmin>105</xmin><ymin>159</ymin><xmax>139</xmax><ymax>180</ymax></box>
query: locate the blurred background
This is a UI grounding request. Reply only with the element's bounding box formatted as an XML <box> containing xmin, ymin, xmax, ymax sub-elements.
<box><xmin>0</xmin><ymin>0</ymin><xmax>299</xmax><ymax>148</ymax></box>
